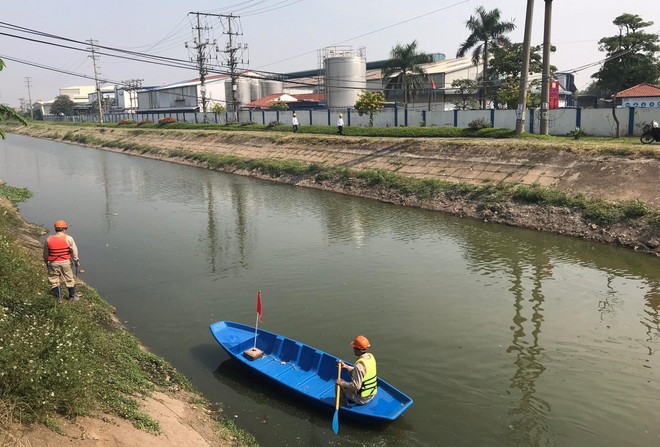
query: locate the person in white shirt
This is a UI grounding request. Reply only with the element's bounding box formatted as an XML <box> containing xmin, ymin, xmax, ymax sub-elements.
<box><xmin>337</xmin><ymin>113</ymin><xmax>344</xmax><ymax>135</ymax></box>
<box><xmin>292</xmin><ymin>113</ymin><xmax>299</xmax><ymax>133</ymax></box>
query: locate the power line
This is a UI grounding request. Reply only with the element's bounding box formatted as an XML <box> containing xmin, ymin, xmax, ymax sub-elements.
<box><xmin>253</xmin><ymin>0</ymin><xmax>470</xmax><ymax>70</ymax></box>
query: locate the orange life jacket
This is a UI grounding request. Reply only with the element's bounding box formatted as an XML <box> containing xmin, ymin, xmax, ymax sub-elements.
<box><xmin>47</xmin><ymin>234</ymin><xmax>71</xmax><ymax>261</ymax></box>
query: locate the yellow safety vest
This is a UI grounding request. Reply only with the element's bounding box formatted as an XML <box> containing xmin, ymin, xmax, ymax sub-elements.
<box><xmin>356</xmin><ymin>353</ymin><xmax>378</xmax><ymax>398</ymax></box>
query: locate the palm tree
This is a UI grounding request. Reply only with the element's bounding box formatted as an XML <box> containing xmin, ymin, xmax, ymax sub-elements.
<box><xmin>382</xmin><ymin>40</ymin><xmax>432</xmax><ymax>108</ymax></box>
<box><xmin>456</xmin><ymin>6</ymin><xmax>516</xmax><ymax>109</ymax></box>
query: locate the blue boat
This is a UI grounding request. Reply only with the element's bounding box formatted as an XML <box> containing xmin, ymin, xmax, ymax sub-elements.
<box><xmin>209</xmin><ymin>321</ymin><xmax>413</xmax><ymax>424</ymax></box>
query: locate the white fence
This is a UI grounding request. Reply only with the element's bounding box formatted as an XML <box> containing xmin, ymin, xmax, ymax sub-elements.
<box><xmin>47</xmin><ymin>107</ymin><xmax>660</xmax><ymax>137</ymax></box>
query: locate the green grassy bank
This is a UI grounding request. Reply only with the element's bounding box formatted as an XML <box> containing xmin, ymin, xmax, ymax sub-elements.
<box><xmin>0</xmin><ymin>183</ymin><xmax>257</xmax><ymax>445</ymax></box>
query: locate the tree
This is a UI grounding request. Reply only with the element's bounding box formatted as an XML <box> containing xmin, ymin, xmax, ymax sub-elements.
<box><xmin>354</xmin><ymin>90</ymin><xmax>385</xmax><ymax>126</ymax></box>
<box><xmin>488</xmin><ymin>43</ymin><xmax>554</xmax><ymax>80</ymax></box>
<box><xmin>270</xmin><ymin>99</ymin><xmax>289</xmax><ymax>111</ymax></box>
<box><xmin>50</xmin><ymin>95</ymin><xmax>75</xmax><ymax>116</ymax></box>
<box><xmin>456</xmin><ymin>6</ymin><xmax>516</xmax><ymax>109</ymax></box>
<box><xmin>488</xmin><ymin>43</ymin><xmax>556</xmax><ymax>109</ymax></box>
<box><xmin>0</xmin><ymin>58</ymin><xmax>28</xmax><ymax>138</ymax></box>
<box><xmin>382</xmin><ymin>40</ymin><xmax>433</xmax><ymax>108</ymax></box>
<box><xmin>211</xmin><ymin>103</ymin><xmax>226</xmax><ymax>114</ymax></box>
<box><xmin>495</xmin><ymin>78</ymin><xmax>541</xmax><ymax>109</ymax></box>
<box><xmin>450</xmin><ymin>79</ymin><xmax>479</xmax><ymax>110</ymax></box>
<box><xmin>592</xmin><ymin>13</ymin><xmax>660</xmax><ymax>97</ymax></box>
<box><xmin>582</xmin><ymin>81</ymin><xmax>607</xmax><ymax>98</ymax></box>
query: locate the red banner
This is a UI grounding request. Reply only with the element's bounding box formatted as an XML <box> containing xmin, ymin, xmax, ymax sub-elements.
<box><xmin>549</xmin><ymin>81</ymin><xmax>560</xmax><ymax>109</ymax></box>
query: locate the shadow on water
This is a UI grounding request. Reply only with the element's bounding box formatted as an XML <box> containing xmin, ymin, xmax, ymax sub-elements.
<box><xmin>210</xmin><ymin>358</ymin><xmax>415</xmax><ymax>446</ymax></box>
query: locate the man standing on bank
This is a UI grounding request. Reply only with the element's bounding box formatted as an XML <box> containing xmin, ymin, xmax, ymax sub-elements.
<box><xmin>336</xmin><ymin>335</ymin><xmax>378</xmax><ymax>405</ymax></box>
<box><xmin>337</xmin><ymin>113</ymin><xmax>344</xmax><ymax>135</ymax></box>
<box><xmin>292</xmin><ymin>112</ymin><xmax>299</xmax><ymax>133</ymax></box>
<box><xmin>43</xmin><ymin>219</ymin><xmax>80</xmax><ymax>301</ymax></box>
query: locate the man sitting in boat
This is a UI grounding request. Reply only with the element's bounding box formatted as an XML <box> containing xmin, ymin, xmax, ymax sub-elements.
<box><xmin>336</xmin><ymin>335</ymin><xmax>378</xmax><ymax>405</ymax></box>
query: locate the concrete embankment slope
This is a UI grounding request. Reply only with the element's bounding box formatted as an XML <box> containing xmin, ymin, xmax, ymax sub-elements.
<box><xmin>9</xmin><ymin>124</ymin><xmax>660</xmax><ymax>255</ymax></box>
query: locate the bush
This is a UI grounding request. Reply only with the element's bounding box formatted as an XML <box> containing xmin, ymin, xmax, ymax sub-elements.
<box><xmin>118</xmin><ymin>119</ymin><xmax>135</xmax><ymax>125</ymax></box>
<box><xmin>137</xmin><ymin>120</ymin><xmax>152</xmax><ymax>126</ymax></box>
<box><xmin>267</xmin><ymin>120</ymin><xmax>282</xmax><ymax>128</ymax></box>
<box><xmin>568</xmin><ymin>127</ymin><xmax>586</xmax><ymax>139</ymax></box>
<box><xmin>468</xmin><ymin>118</ymin><xmax>491</xmax><ymax>130</ymax></box>
<box><xmin>158</xmin><ymin>117</ymin><xmax>176</xmax><ymax>125</ymax></box>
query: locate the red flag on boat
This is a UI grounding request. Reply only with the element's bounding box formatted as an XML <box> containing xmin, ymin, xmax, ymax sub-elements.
<box><xmin>256</xmin><ymin>290</ymin><xmax>263</xmax><ymax>323</ymax></box>
<box><xmin>431</xmin><ymin>79</ymin><xmax>436</xmax><ymax>90</ymax></box>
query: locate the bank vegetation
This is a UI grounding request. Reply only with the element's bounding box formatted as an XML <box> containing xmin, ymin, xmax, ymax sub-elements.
<box><xmin>0</xmin><ymin>183</ymin><xmax>257</xmax><ymax>446</ymax></box>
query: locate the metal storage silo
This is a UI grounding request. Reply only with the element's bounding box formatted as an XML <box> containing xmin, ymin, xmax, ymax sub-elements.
<box><xmin>250</xmin><ymin>80</ymin><xmax>261</xmax><ymax>101</ymax></box>
<box><xmin>224</xmin><ymin>77</ymin><xmax>252</xmax><ymax>110</ymax></box>
<box><xmin>323</xmin><ymin>46</ymin><xmax>366</xmax><ymax>109</ymax></box>
<box><xmin>261</xmin><ymin>80</ymin><xmax>283</xmax><ymax>97</ymax></box>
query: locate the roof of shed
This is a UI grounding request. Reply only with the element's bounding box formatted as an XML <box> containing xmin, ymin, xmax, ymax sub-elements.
<box><xmin>616</xmin><ymin>83</ymin><xmax>660</xmax><ymax>98</ymax></box>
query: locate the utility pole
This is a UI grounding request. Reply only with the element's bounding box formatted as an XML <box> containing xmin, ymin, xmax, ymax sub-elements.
<box><xmin>539</xmin><ymin>0</ymin><xmax>553</xmax><ymax>135</ymax></box>
<box><xmin>187</xmin><ymin>13</ymin><xmax>215</xmax><ymax>123</ymax></box>
<box><xmin>24</xmin><ymin>77</ymin><xmax>33</xmax><ymax>119</ymax></box>
<box><xmin>186</xmin><ymin>12</ymin><xmax>220</xmax><ymax>123</ymax></box>
<box><xmin>187</xmin><ymin>12</ymin><xmax>247</xmax><ymax>123</ymax></box>
<box><xmin>87</xmin><ymin>39</ymin><xmax>104</xmax><ymax>123</ymax></box>
<box><xmin>225</xmin><ymin>14</ymin><xmax>239</xmax><ymax>122</ymax></box>
<box><xmin>515</xmin><ymin>0</ymin><xmax>535</xmax><ymax>134</ymax></box>
<box><xmin>219</xmin><ymin>14</ymin><xmax>247</xmax><ymax>122</ymax></box>
<box><xmin>121</xmin><ymin>79</ymin><xmax>143</xmax><ymax>113</ymax></box>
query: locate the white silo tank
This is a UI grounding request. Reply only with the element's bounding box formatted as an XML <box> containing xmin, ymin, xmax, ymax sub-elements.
<box><xmin>225</xmin><ymin>78</ymin><xmax>253</xmax><ymax>109</ymax></box>
<box><xmin>250</xmin><ymin>80</ymin><xmax>261</xmax><ymax>101</ymax></box>
<box><xmin>261</xmin><ymin>80</ymin><xmax>283</xmax><ymax>97</ymax></box>
<box><xmin>324</xmin><ymin>46</ymin><xmax>366</xmax><ymax>109</ymax></box>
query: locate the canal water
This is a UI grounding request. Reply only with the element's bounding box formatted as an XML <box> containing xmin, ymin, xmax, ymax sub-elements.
<box><xmin>1</xmin><ymin>134</ymin><xmax>659</xmax><ymax>447</ymax></box>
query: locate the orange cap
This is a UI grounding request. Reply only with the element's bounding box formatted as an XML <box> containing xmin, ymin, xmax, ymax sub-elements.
<box><xmin>54</xmin><ymin>220</ymin><xmax>68</xmax><ymax>229</ymax></box>
<box><xmin>351</xmin><ymin>335</ymin><xmax>370</xmax><ymax>350</ymax></box>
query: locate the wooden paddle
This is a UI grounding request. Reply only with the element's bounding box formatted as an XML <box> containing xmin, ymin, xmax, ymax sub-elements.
<box><xmin>332</xmin><ymin>361</ymin><xmax>341</xmax><ymax>434</ymax></box>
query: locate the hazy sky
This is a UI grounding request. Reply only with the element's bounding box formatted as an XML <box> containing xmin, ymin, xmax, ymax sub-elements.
<box><xmin>1</xmin><ymin>0</ymin><xmax>658</xmax><ymax>107</ymax></box>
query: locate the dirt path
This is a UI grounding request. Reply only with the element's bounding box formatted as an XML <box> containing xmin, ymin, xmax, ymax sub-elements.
<box><xmin>8</xmin><ymin>391</ymin><xmax>224</xmax><ymax>447</ymax></box>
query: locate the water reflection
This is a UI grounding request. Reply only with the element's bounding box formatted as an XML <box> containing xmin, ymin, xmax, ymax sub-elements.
<box><xmin>643</xmin><ymin>285</ymin><xmax>660</xmax><ymax>347</ymax></box>
<box><xmin>229</xmin><ymin>180</ymin><xmax>250</xmax><ymax>269</ymax></box>
<box><xmin>205</xmin><ymin>178</ymin><xmax>219</xmax><ymax>273</ymax></box>
<box><xmin>101</xmin><ymin>152</ymin><xmax>116</xmax><ymax>233</ymax></box>
<box><xmin>506</xmin><ymin>260</ymin><xmax>551</xmax><ymax>446</ymax></box>
<box><xmin>597</xmin><ymin>273</ymin><xmax>621</xmax><ymax>321</ymax></box>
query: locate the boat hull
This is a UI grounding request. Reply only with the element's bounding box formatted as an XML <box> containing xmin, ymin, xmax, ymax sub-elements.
<box><xmin>209</xmin><ymin>321</ymin><xmax>413</xmax><ymax>424</ymax></box>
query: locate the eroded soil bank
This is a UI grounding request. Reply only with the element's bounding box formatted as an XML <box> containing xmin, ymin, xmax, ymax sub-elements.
<box><xmin>10</xmin><ymin>124</ymin><xmax>660</xmax><ymax>256</ymax></box>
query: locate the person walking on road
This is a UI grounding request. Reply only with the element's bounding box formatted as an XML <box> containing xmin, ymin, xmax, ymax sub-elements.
<box><xmin>337</xmin><ymin>113</ymin><xmax>344</xmax><ymax>135</ymax></box>
<box><xmin>292</xmin><ymin>113</ymin><xmax>299</xmax><ymax>133</ymax></box>
<box><xmin>43</xmin><ymin>219</ymin><xmax>80</xmax><ymax>301</ymax></box>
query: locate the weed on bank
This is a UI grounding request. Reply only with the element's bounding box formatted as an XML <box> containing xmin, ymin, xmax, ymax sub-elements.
<box><xmin>0</xmin><ymin>184</ymin><xmax>189</xmax><ymax>433</ymax></box>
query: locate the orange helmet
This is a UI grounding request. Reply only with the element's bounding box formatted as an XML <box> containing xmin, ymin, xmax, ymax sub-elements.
<box><xmin>351</xmin><ymin>335</ymin><xmax>370</xmax><ymax>350</ymax></box>
<box><xmin>54</xmin><ymin>220</ymin><xmax>68</xmax><ymax>230</ymax></box>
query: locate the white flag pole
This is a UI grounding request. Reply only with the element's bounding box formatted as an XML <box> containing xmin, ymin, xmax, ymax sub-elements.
<box><xmin>253</xmin><ymin>313</ymin><xmax>259</xmax><ymax>349</ymax></box>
